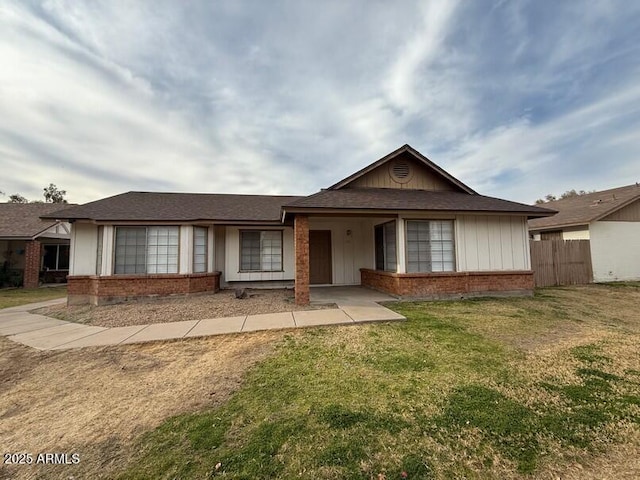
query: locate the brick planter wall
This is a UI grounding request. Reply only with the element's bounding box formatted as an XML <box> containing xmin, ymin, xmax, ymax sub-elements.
<box><xmin>294</xmin><ymin>215</ymin><xmax>310</xmax><ymax>305</ymax></box>
<box><xmin>23</xmin><ymin>240</ymin><xmax>41</xmax><ymax>288</ymax></box>
<box><xmin>67</xmin><ymin>272</ymin><xmax>221</xmax><ymax>305</ymax></box>
<box><xmin>360</xmin><ymin>268</ymin><xmax>534</xmax><ymax>299</ymax></box>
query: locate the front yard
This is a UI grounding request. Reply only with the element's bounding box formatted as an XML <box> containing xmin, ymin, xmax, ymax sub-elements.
<box><xmin>0</xmin><ymin>285</ymin><xmax>67</xmax><ymax>309</ymax></box>
<box><xmin>1</xmin><ymin>284</ymin><xmax>639</xmax><ymax>479</ymax></box>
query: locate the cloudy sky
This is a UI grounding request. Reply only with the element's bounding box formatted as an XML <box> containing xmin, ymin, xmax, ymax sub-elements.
<box><xmin>1</xmin><ymin>0</ymin><xmax>639</xmax><ymax>205</ymax></box>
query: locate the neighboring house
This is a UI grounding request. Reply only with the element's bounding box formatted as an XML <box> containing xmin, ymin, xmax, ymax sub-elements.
<box><xmin>45</xmin><ymin>145</ymin><xmax>554</xmax><ymax>305</ymax></box>
<box><xmin>529</xmin><ymin>184</ymin><xmax>640</xmax><ymax>282</ymax></box>
<box><xmin>0</xmin><ymin>203</ymin><xmax>72</xmax><ymax>288</ymax></box>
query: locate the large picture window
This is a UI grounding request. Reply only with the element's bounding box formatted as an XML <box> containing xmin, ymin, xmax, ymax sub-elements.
<box><xmin>406</xmin><ymin>220</ymin><xmax>455</xmax><ymax>273</ymax></box>
<box><xmin>240</xmin><ymin>230</ymin><xmax>282</xmax><ymax>272</ymax></box>
<box><xmin>42</xmin><ymin>244</ymin><xmax>70</xmax><ymax>271</ymax></box>
<box><xmin>115</xmin><ymin>226</ymin><xmax>179</xmax><ymax>274</ymax></box>
<box><xmin>193</xmin><ymin>227</ymin><xmax>208</xmax><ymax>273</ymax></box>
<box><xmin>374</xmin><ymin>221</ymin><xmax>397</xmax><ymax>272</ymax></box>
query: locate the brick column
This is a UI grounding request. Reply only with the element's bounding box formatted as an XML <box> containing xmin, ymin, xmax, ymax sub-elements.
<box><xmin>294</xmin><ymin>214</ymin><xmax>310</xmax><ymax>305</ymax></box>
<box><xmin>23</xmin><ymin>240</ymin><xmax>41</xmax><ymax>288</ymax></box>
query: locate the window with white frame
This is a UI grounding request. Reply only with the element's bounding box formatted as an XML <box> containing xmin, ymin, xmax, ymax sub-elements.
<box><xmin>374</xmin><ymin>221</ymin><xmax>397</xmax><ymax>272</ymax></box>
<box><xmin>406</xmin><ymin>220</ymin><xmax>455</xmax><ymax>273</ymax></box>
<box><xmin>114</xmin><ymin>226</ymin><xmax>179</xmax><ymax>274</ymax></box>
<box><xmin>42</xmin><ymin>244</ymin><xmax>70</xmax><ymax>271</ymax></box>
<box><xmin>193</xmin><ymin>227</ymin><xmax>208</xmax><ymax>273</ymax></box>
<box><xmin>240</xmin><ymin>230</ymin><xmax>282</xmax><ymax>272</ymax></box>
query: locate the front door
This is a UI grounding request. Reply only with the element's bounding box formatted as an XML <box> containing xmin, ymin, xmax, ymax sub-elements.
<box><xmin>309</xmin><ymin>230</ymin><xmax>332</xmax><ymax>284</ymax></box>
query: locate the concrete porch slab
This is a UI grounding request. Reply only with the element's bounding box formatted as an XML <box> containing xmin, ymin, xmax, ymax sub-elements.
<box><xmin>242</xmin><ymin>312</ymin><xmax>295</xmax><ymax>332</ymax></box>
<box><xmin>11</xmin><ymin>325</ymin><xmax>107</xmax><ymax>350</ymax></box>
<box><xmin>185</xmin><ymin>316</ymin><xmax>246</xmax><ymax>338</ymax></box>
<box><xmin>120</xmin><ymin>320</ymin><xmax>199</xmax><ymax>344</ymax></box>
<box><xmin>293</xmin><ymin>309</ymin><xmax>353</xmax><ymax>327</ymax></box>
<box><xmin>52</xmin><ymin>325</ymin><xmax>148</xmax><ymax>349</ymax></box>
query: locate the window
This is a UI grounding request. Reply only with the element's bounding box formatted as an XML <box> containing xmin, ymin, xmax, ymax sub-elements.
<box><xmin>374</xmin><ymin>221</ymin><xmax>397</xmax><ymax>272</ymax></box>
<box><xmin>42</xmin><ymin>244</ymin><xmax>70</xmax><ymax>270</ymax></box>
<box><xmin>114</xmin><ymin>226</ymin><xmax>179</xmax><ymax>274</ymax></box>
<box><xmin>406</xmin><ymin>220</ymin><xmax>455</xmax><ymax>273</ymax></box>
<box><xmin>193</xmin><ymin>227</ymin><xmax>208</xmax><ymax>273</ymax></box>
<box><xmin>240</xmin><ymin>230</ymin><xmax>282</xmax><ymax>272</ymax></box>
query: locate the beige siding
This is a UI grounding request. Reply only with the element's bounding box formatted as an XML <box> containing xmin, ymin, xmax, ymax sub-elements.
<box><xmin>590</xmin><ymin>221</ymin><xmax>640</xmax><ymax>281</ymax></box>
<box><xmin>308</xmin><ymin>218</ymin><xmax>381</xmax><ymax>284</ymax></box>
<box><xmin>349</xmin><ymin>159</ymin><xmax>455</xmax><ymax>190</ymax></box>
<box><xmin>70</xmin><ymin>222</ymin><xmax>98</xmax><ymax>275</ymax></box>
<box><xmin>225</xmin><ymin>226</ymin><xmax>295</xmax><ymax>282</ymax></box>
<box><xmin>562</xmin><ymin>228</ymin><xmax>590</xmax><ymax>240</ymax></box>
<box><xmin>601</xmin><ymin>198</ymin><xmax>640</xmax><ymax>222</ymax></box>
<box><xmin>456</xmin><ymin>215</ymin><xmax>530</xmax><ymax>271</ymax></box>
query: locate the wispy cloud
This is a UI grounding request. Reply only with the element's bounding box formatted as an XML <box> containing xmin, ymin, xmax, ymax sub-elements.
<box><xmin>0</xmin><ymin>0</ymin><xmax>639</xmax><ymax>204</ymax></box>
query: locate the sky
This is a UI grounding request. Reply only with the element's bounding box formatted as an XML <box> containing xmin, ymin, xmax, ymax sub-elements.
<box><xmin>1</xmin><ymin>0</ymin><xmax>639</xmax><ymax>205</ymax></box>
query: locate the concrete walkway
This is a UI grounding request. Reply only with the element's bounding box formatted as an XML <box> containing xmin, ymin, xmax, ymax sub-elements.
<box><xmin>0</xmin><ymin>289</ymin><xmax>404</xmax><ymax>351</ymax></box>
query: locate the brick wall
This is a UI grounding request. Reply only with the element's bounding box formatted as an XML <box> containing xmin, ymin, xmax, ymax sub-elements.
<box><xmin>361</xmin><ymin>268</ymin><xmax>534</xmax><ymax>299</ymax></box>
<box><xmin>67</xmin><ymin>272</ymin><xmax>221</xmax><ymax>305</ymax></box>
<box><xmin>294</xmin><ymin>215</ymin><xmax>310</xmax><ymax>305</ymax></box>
<box><xmin>23</xmin><ymin>240</ymin><xmax>41</xmax><ymax>289</ymax></box>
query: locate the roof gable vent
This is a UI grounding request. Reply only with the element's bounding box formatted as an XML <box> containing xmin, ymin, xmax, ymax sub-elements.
<box><xmin>389</xmin><ymin>160</ymin><xmax>412</xmax><ymax>184</ymax></box>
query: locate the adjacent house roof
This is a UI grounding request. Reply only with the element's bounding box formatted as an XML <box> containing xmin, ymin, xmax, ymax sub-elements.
<box><xmin>328</xmin><ymin>144</ymin><xmax>477</xmax><ymax>193</ymax></box>
<box><xmin>0</xmin><ymin>203</ymin><xmax>73</xmax><ymax>239</ymax></box>
<box><xmin>43</xmin><ymin>192</ymin><xmax>303</xmax><ymax>223</ymax></box>
<box><xmin>283</xmin><ymin>188</ymin><xmax>554</xmax><ymax>217</ymax></box>
<box><xmin>528</xmin><ymin>184</ymin><xmax>640</xmax><ymax>231</ymax></box>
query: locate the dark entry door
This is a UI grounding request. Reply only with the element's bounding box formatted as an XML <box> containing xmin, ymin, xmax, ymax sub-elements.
<box><xmin>309</xmin><ymin>230</ymin><xmax>332</xmax><ymax>285</ymax></box>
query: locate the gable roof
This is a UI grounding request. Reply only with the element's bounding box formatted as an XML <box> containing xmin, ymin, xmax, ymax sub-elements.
<box><xmin>43</xmin><ymin>192</ymin><xmax>303</xmax><ymax>223</ymax></box>
<box><xmin>328</xmin><ymin>144</ymin><xmax>477</xmax><ymax>193</ymax></box>
<box><xmin>528</xmin><ymin>184</ymin><xmax>640</xmax><ymax>231</ymax></box>
<box><xmin>283</xmin><ymin>188</ymin><xmax>554</xmax><ymax>217</ymax></box>
<box><xmin>0</xmin><ymin>203</ymin><xmax>73</xmax><ymax>239</ymax></box>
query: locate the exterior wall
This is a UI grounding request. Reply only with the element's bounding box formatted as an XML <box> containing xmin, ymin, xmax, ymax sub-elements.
<box><xmin>590</xmin><ymin>221</ymin><xmax>640</xmax><ymax>282</ymax></box>
<box><xmin>361</xmin><ymin>268</ymin><xmax>534</xmax><ymax>298</ymax></box>
<box><xmin>601</xmin><ymin>197</ymin><xmax>640</xmax><ymax>222</ymax></box>
<box><xmin>67</xmin><ymin>273</ymin><xmax>220</xmax><ymax>305</ymax></box>
<box><xmin>308</xmin><ymin>217</ymin><xmax>380</xmax><ymax>284</ymax></box>
<box><xmin>349</xmin><ymin>157</ymin><xmax>455</xmax><ymax>190</ymax></box>
<box><xmin>70</xmin><ymin>222</ymin><xmax>98</xmax><ymax>275</ymax></box>
<box><xmin>214</xmin><ymin>226</ymin><xmax>226</xmax><ymax>285</ymax></box>
<box><xmin>562</xmin><ymin>228</ymin><xmax>590</xmax><ymax>240</ymax></box>
<box><xmin>224</xmin><ymin>226</ymin><xmax>295</xmax><ymax>282</ymax></box>
<box><xmin>455</xmin><ymin>215</ymin><xmax>530</xmax><ymax>271</ymax></box>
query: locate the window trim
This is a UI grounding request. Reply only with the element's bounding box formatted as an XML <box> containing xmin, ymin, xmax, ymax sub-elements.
<box><xmin>404</xmin><ymin>219</ymin><xmax>456</xmax><ymax>273</ymax></box>
<box><xmin>113</xmin><ymin>226</ymin><xmax>181</xmax><ymax>275</ymax></box>
<box><xmin>239</xmin><ymin>229</ymin><xmax>284</xmax><ymax>273</ymax></box>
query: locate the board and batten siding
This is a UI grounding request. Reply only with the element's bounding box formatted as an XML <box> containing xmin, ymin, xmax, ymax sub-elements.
<box><xmin>455</xmin><ymin>215</ymin><xmax>530</xmax><ymax>271</ymax></box>
<box><xmin>224</xmin><ymin>226</ymin><xmax>295</xmax><ymax>282</ymax></box>
<box><xmin>308</xmin><ymin>218</ymin><xmax>380</xmax><ymax>285</ymax></box>
<box><xmin>590</xmin><ymin>221</ymin><xmax>640</xmax><ymax>282</ymax></box>
<box><xmin>349</xmin><ymin>160</ymin><xmax>455</xmax><ymax>191</ymax></box>
<box><xmin>70</xmin><ymin>222</ymin><xmax>98</xmax><ymax>275</ymax></box>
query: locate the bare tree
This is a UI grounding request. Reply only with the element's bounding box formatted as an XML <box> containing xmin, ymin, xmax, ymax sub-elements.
<box><xmin>8</xmin><ymin>194</ymin><xmax>28</xmax><ymax>203</ymax></box>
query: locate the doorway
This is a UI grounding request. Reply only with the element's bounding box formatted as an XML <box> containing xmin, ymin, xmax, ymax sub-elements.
<box><xmin>309</xmin><ymin>230</ymin><xmax>332</xmax><ymax>284</ymax></box>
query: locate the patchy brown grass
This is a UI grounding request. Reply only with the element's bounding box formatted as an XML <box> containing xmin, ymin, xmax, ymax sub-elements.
<box><xmin>0</xmin><ymin>330</ymin><xmax>293</xmax><ymax>480</ymax></box>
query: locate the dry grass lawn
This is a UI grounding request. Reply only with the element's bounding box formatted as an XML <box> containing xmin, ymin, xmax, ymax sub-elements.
<box><xmin>0</xmin><ymin>330</ymin><xmax>292</xmax><ymax>480</ymax></box>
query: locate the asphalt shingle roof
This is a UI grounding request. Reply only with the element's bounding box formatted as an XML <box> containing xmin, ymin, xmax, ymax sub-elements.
<box><xmin>0</xmin><ymin>203</ymin><xmax>73</xmax><ymax>239</ymax></box>
<box><xmin>528</xmin><ymin>184</ymin><xmax>640</xmax><ymax>230</ymax></box>
<box><xmin>284</xmin><ymin>188</ymin><xmax>554</xmax><ymax>216</ymax></box>
<box><xmin>42</xmin><ymin>192</ymin><xmax>304</xmax><ymax>223</ymax></box>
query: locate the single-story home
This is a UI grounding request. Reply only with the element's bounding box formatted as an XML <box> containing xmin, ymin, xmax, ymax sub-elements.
<box><xmin>529</xmin><ymin>184</ymin><xmax>640</xmax><ymax>282</ymax></box>
<box><xmin>0</xmin><ymin>203</ymin><xmax>72</xmax><ymax>288</ymax></box>
<box><xmin>44</xmin><ymin>145</ymin><xmax>554</xmax><ymax>305</ymax></box>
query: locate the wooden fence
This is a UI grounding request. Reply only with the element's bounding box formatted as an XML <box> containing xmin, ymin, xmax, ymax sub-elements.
<box><xmin>529</xmin><ymin>239</ymin><xmax>593</xmax><ymax>287</ymax></box>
